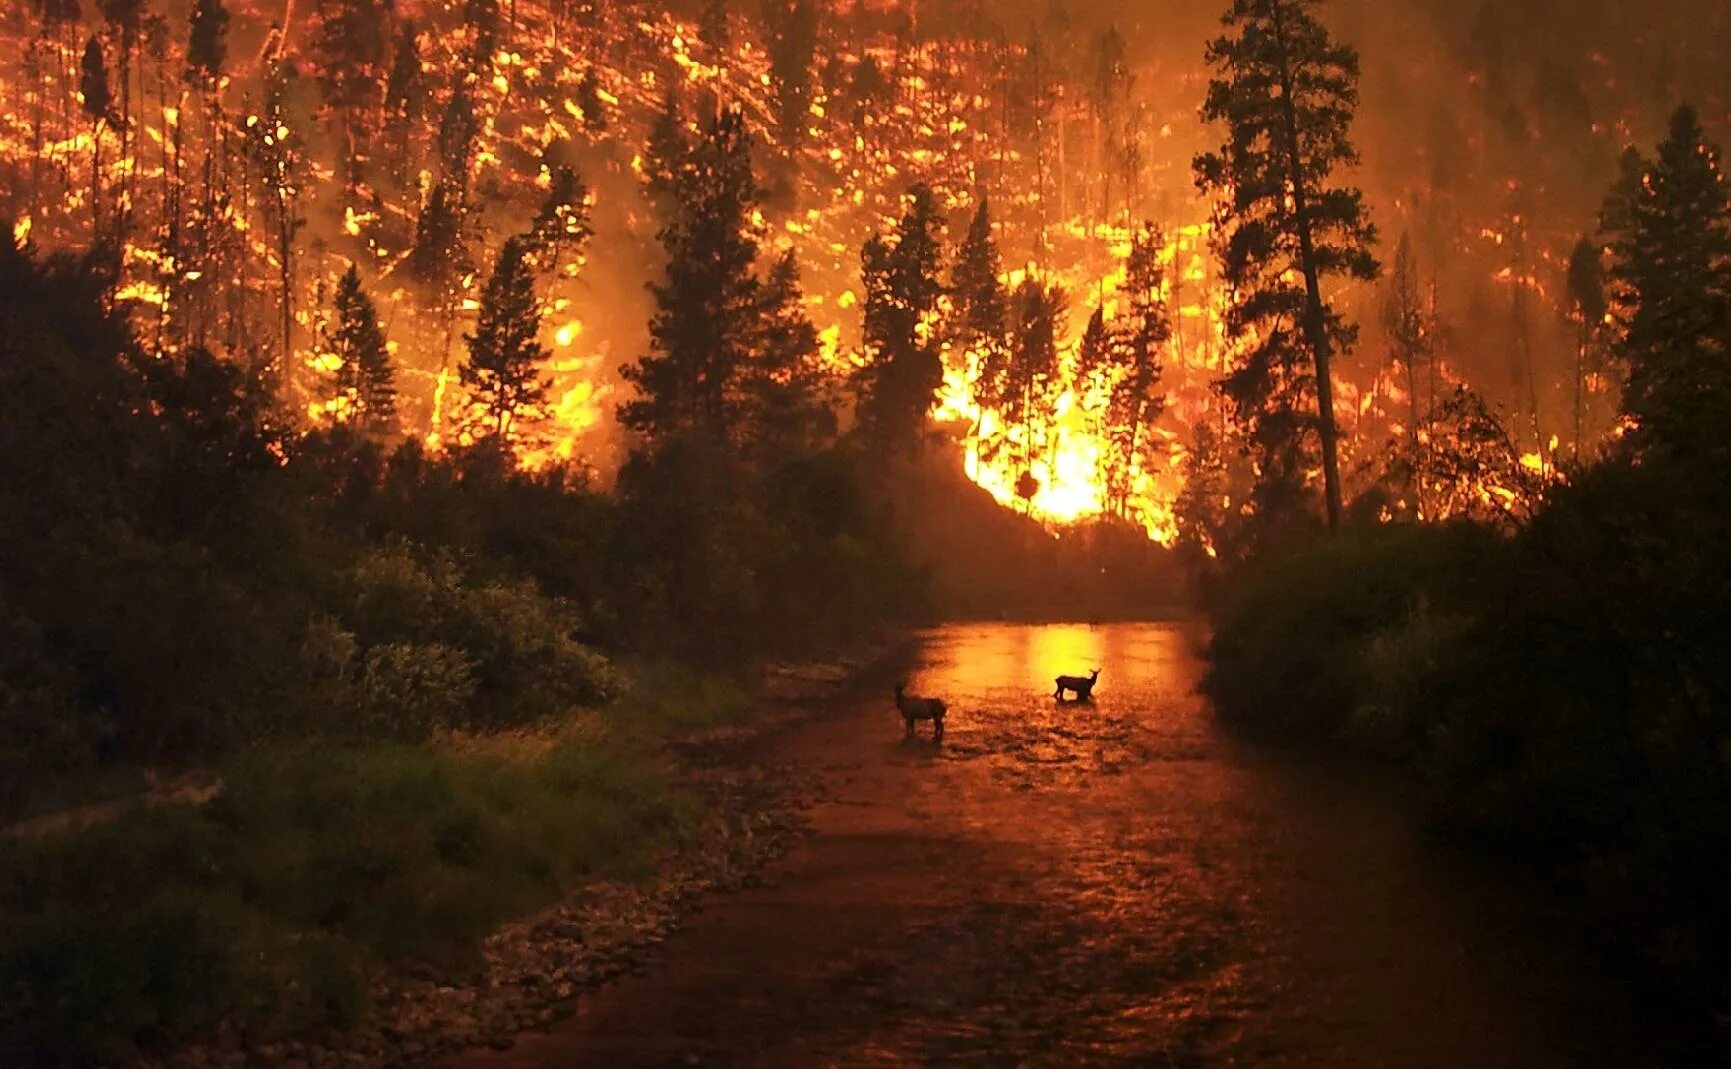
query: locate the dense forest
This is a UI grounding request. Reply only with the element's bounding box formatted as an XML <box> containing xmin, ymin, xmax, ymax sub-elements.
<box><xmin>2</xmin><ymin>0</ymin><xmax>1730</xmax><ymax>1062</ymax></box>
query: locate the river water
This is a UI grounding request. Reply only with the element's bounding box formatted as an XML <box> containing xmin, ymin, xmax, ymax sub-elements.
<box><xmin>454</xmin><ymin>622</ymin><xmax>1676</xmax><ymax>1067</ymax></box>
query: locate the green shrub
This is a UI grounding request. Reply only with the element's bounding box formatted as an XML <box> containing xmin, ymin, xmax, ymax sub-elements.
<box><xmin>358</xmin><ymin>643</ymin><xmax>477</xmax><ymax>741</ymax></box>
<box><xmin>336</xmin><ymin>545</ymin><xmax>620</xmax><ymax>734</ymax></box>
<box><xmin>1349</xmin><ymin>597</ymin><xmax>1470</xmax><ymax>758</ymax></box>
<box><xmin>1203</xmin><ymin>521</ymin><xmax>1497</xmax><ymax>737</ymax></box>
<box><xmin>0</xmin><ymin>732</ymin><xmax>699</xmax><ymax>1063</ymax></box>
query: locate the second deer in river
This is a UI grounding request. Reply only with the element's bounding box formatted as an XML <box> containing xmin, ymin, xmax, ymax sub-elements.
<box><xmin>1054</xmin><ymin>669</ymin><xmax>1100</xmax><ymax>702</ymax></box>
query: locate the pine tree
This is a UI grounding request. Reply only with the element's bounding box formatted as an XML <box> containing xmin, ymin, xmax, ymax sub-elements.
<box><xmin>464</xmin><ymin>0</ymin><xmax>502</xmax><ymax>74</ymax></box>
<box><xmin>575</xmin><ymin>69</ymin><xmax>607</xmax><ymax>132</ymax></box>
<box><xmin>1565</xmin><ymin>235</ymin><xmax>1608</xmax><ymax>460</ymax></box>
<box><xmin>1097</xmin><ymin>223</ymin><xmax>1169</xmax><ymax>518</ymax></box>
<box><xmin>700</xmin><ymin>0</ymin><xmax>730</xmax><ymax>57</ymax></box>
<box><xmin>857</xmin><ymin>185</ymin><xmax>946</xmax><ymax>452</ymax></box>
<box><xmin>384</xmin><ymin>21</ymin><xmax>425</xmax><ymax>181</ymax></box>
<box><xmin>1005</xmin><ymin>277</ymin><xmax>1066</xmax><ymax>503</ymax></box>
<box><xmin>313</xmin><ymin>0</ymin><xmax>390</xmax><ymax>191</ymax></box>
<box><xmin>1173</xmin><ymin>421</ymin><xmax>1230</xmax><ymax>573</ymax></box>
<box><xmin>620</xmin><ymin>108</ymin><xmax>764</xmax><ymax>445</ymax></box>
<box><xmin>643</xmin><ymin>89</ymin><xmax>690</xmax><ymax>209</ymax></box>
<box><xmin>249</xmin><ymin>57</ymin><xmax>305</xmax><ymax>365</ymax></box>
<box><xmin>79</xmin><ymin>36</ymin><xmax>112</xmax><ymax>242</ymax></box>
<box><xmin>1381</xmin><ymin>235</ymin><xmax>1434</xmax><ymax>454</ymax></box>
<box><xmin>1194</xmin><ymin>0</ymin><xmax>1380</xmax><ymax>531</ymax></box>
<box><xmin>330</xmin><ymin>263</ymin><xmax>397</xmax><ymax>434</ymax></box>
<box><xmin>99</xmin><ymin>0</ymin><xmax>145</xmax><ymax>247</ymax></box>
<box><xmin>185</xmin><ymin>0</ymin><xmax>228</xmax><ymax>85</ymax></box>
<box><xmin>437</xmin><ymin>82</ymin><xmax>480</xmax><ymax>194</ymax></box>
<box><xmin>764</xmin><ymin>0</ymin><xmax>818</xmax><ymax>147</ymax></box>
<box><xmin>407</xmin><ymin>178</ymin><xmax>473</xmax><ymax>366</ymax></box>
<box><xmin>745</xmin><ymin>251</ymin><xmax>835</xmax><ymax>456</ymax></box>
<box><xmin>407</xmin><ymin>180</ymin><xmax>468</xmax><ymax>295</ymax></box>
<box><xmin>527</xmin><ymin>165</ymin><xmax>593</xmax><ymax>274</ymax></box>
<box><xmin>462</xmin><ymin>236</ymin><xmax>550</xmax><ymax>442</ymax></box>
<box><xmin>950</xmin><ymin>199</ymin><xmax>1010</xmax><ymax>414</ymax></box>
<box><xmin>385</xmin><ymin>21</ymin><xmax>424</xmax><ymax>123</ymax></box>
<box><xmin>1601</xmin><ymin>104</ymin><xmax>1731</xmax><ymax>458</ymax></box>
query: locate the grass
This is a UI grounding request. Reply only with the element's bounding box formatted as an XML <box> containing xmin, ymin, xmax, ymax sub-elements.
<box><xmin>0</xmin><ymin>721</ymin><xmax>701</xmax><ymax>1066</ymax></box>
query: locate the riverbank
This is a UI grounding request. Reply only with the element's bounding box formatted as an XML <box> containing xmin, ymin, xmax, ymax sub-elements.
<box><xmin>1</xmin><ymin>640</ymin><xmax>910</xmax><ymax>1068</ymax></box>
<box><xmin>1201</xmin><ymin>513</ymin><xmax>1731</xmax><ymax>1061</ymax></box>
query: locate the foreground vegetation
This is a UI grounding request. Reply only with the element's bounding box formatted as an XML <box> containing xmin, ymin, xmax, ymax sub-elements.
<box><xmin>0</xmin><ymin>206</ymin><xmax>923</xmax><ymax>1062</ymax></box>
<box><xmin>1203</xmin><ymin>103</ymin><xmax>1731</xmax><ymax>1039</ymax></box>
<box><xmin>0</xmin><ymin>729</ymin><xmax>693</xmax><ymax>1065</ymax></box>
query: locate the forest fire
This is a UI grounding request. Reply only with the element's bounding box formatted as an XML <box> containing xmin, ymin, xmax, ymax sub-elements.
<box><xmin>8</xmin><ymin>2</ymin><xmax>1731</xmax><ymax>1065</ymax></box>
<box><xmin>0</xmin><ymin>0</ymin><xmax>1711</xmax><ymax>541</ymax></box>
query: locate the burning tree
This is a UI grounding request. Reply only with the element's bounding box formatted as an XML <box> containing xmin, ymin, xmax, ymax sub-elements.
<box><xmin>78</xmin><ymin>35</ymin><xmax>112</xmax><ymax>243</ymax></box>
<box><xmin>461</xmin><ymin>235</ymin><xmax>550</xmax><ymax>444</ymax></box>
<box><xmin>327</xmin><ymin>263</ymin><xmax>397</xmax><ymax>436</ymax></box>
<box><xmin>1194</xmin><ymin>0</ymin><xmax>1380</xmax><ymax>533</ymax></box>
<box><xmin>1379</xmin><ymin>233</ymin><xmax>1439</xmax><ymax>512</ymax></box>
<box><xmin>1093</xmin><ymin>223</ymin><xmax>1171</xmax><ymax>520</ymax></box>
<box><xmin>1004</xmin><ymin>276</ymin><xmax>1065</xmax><ymax>504</ymax></box>
<box><xmin>858</xmin><ymin>184</ymin><xmax>946</xmax><ymax>455</ymax></box>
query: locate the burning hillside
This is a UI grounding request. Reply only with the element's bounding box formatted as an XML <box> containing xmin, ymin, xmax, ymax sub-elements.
<box><xmin>0</xmin><ymin>0</ymin><xmax>1722</xmax><ymax>542</ymax></box>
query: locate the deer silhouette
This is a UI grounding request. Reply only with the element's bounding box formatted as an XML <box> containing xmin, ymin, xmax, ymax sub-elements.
<box><xmin>894</xmin><ymin>682</ymin><xmax>947</xmax><ymax>742</ymax></box>
<box><xmin>1054</xmin><ymin>668</ymin><xmax>1100</xmax><ymax>702</ymax></box>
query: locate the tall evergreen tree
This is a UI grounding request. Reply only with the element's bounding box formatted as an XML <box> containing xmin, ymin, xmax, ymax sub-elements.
<box><xmin>1381</xmin><ymin>235</ymin><xmax>1434</xmax><ymax>454</ymax></box>
<box><xmin>620</xmin><ymin>108</ymin><xmax>763</xmax><ymax>445</ymax></box>
<box><xmin>185</xmin><ymin>0</ymin><xmax>228</xmax><ymax>84</ymax></box>
<box><xmin>329</xmin><ymin>263</ymin><xmax>397</xmax><ymax>434</ymax></box>
<box><xmin>464</xmin><ymin>0</ymin><xmax>502</xmax><ymax>74</ymax></box>
<box><xmin>462</xmin><ymin>236</ymin><xmax>550</xmax><ymax>442</ymax></box>
<box><xmin>437</xmin><ymin>82</ymin><xmax>480</xmax><ymax>195</ymax></box>
<box><xmin>382</xmin><ymin>21</ymin><xmax>426</xmax><ymax>182</ymax></box>
<box><xmin>250</xmin><ymin>57</ymin><xmax>305</xmax><ymax>364</ymax></box>
<box><xmin>700</xmin><ymin>0</ymin><xmax>731</xmax><ymax>57</ymax></box>
<box><xmin>1098</xmin><ymin>224</ymin><xmax>1170</xmax><ymax>517</ymax></box>
<box><xmin>763</xmin><ymin>0</ymin><xmax>818</xmax><ymax>147</ymax></box>
<box><xmin>1194</xmin><ymin>0</ymin><xmax>1380</xmax><ymax>531</ymax></box>
<box><xmin>1565</xmin><ymin>234</ymin><xmax>1608</xmax><ymax>459</ymax></box>
<box><xmin>1004</xmin><ymin>277</ymin><xmax>1066</xmax><ymax>503</ymax></box>
<box><xmin>1601</xmin><ymin>104</ymin><xmax>1731</xmax><ymax>458</ymax></box>
<box><xmin>79</xmin><ymin>35</ymin><xmax>112</xmax><ymax>241</ymax></box>
<box><xmin>857</xmin><ymin>185</ymin><xmax>946</xmax><ymax>452</ymax></box>
<box><xmin>642</xmin><ymin>89</ymin><xmax>690</xmax><ymax>209</ymax></box>
<box><xmin>951</xmin><ymin>198</ymin><xmax>1010</xmax><ymax>410</ymax></box>
<box><xmin>407</xmin><ymin>180</ymin><xmax>468</xmax><ymax>296</ymax></box>
<box><xmin>313</xmin><ymin>0</ymin><xmax>390</xmax><ymax>191</ymax></box>
<box><xmin>526</xmin><ymin>164</ymin><xmax>593</xmax><ymax>274</ymax></box>
<box><xmin>744</xmin><ymin>251</ymin><xmax>835</xmax><ymax>456</ymax></box>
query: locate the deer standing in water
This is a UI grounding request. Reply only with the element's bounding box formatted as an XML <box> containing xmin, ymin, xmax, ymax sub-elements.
<box><xmin>1054</xmin><ymin>668</ymin><xmax>1100</xmax><ymax>702</ymax></box>
<box><xmin>894</xmin><ymin>682</ymin><xmax>946</xmax><ymax>742</ymax></box>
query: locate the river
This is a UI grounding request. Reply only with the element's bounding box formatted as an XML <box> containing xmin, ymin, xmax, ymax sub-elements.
<box><xmin>451</xmin><ymin>622</ymin><xmax>1676</xmax><ymax>1067</ymax></box>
